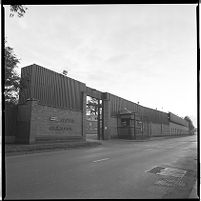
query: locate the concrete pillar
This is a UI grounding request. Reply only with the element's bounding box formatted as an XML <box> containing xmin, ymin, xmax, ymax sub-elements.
<box><xmin>97</xmin><ymin>99</ymin><xmax>101</xmax><ymax>140</ymax></box>
<box><xmin>16</xmin><ymin>99</ymin><xmax>39</xmax><ymax>144</ymax></box>
<box><xmin>161</xmin><ymin>123</ymin><xmax>163</xmax><ymax>135</ymax></box>
<box><xmin>102</xmin><ymin>97</ymin><xmax>111</xmax><ymax>140</ymax></box>
<box><xmin>82</xmin><ymin>92</ymin><xmax>86</xmax><ymax>140</ymax></box>
<box><xmin>150</xmin><ymin>122</ymin><xmax>152</xmax><ymax>137</ymax></box>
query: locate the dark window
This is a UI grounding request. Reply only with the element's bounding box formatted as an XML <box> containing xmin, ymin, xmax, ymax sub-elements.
<box><xmin>121</xmin><ymin>118</ymin><xmax>130</xmax><ymax>126</ymax></box>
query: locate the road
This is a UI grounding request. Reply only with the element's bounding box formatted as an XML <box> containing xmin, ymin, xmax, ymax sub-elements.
<box><xmin>5</xmin><ymin>135</ymin><xmax>198</xmax><ymax>199</ymax></box>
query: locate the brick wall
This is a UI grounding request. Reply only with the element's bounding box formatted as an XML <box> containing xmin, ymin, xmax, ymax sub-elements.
<box><xmin>5</xmin><ymin>104</ymin><xmax>18</xmax><ymax>143</ymax></box>
<box><xmin>107</xmin><ymin>114</ymin><xmax>189</xmax><ymax>139</ymax></box>
<box><xmin>110</xmin><ymin>117</ymin><xmax>118</xmax><ymax>138</ymax></box>
<box><xmin>16</xmin><ymin>100</ymin><xmax>84</xmax><ymax>143</ymax></box>
<box><xmin>142</xmin><ymin>121</ymin><xmax>151</xmax><ymax>137</ymax></box>
<box><xmin>161</xmin><ymin>124</ymin><xmax>170</xmax><ymax>136</ymax></box>
<box><xmin>149</xmin><ymin>122</ymin><xmax>189</xmax><ymax>137</ymax></box>
<box><xmin>32</xmin><ymin>104</ymin><xmax>83</xmax><ymax>138</ymax></box>
<box><xmin>149</xmin><ymin>122</ymin><xmax>170</xmax><ymax>136</ymax></box>
<box><xmin>109</xmin><ymin>116</ymin><xmax>170</xmax><ymax>138</ymax></box>
<box><xmin>150</xmin><ymin>123</ymin><xmax>162</xmax><ymax>136</ymax></box>
<box><xmin>16</xmin><ymin>101</ymin><xmax>33</xmax><ymax>143</ymax></box>
<box><xmin>169</xmin><ymin>122</ymin><xmax>189</xmax><ymax>135</ymax></box>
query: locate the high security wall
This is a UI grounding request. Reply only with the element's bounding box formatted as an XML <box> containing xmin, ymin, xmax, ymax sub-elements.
<box><xmin>107</xmin><ymin>93</ymin><xmax>189</xmax><ymax>138</ymax></box>
<box><xmin>32</xmin><ymin>104</ymin><xmax>83</xmax><ymax>140</ymax></box>
<box><xmin>169</xmin><ymin>112</ymin><xmax>188</xmax><ymax>127</ymax></box>
<box><xmin>17</xmin><ymin>64</ymin><xmax>86</xmax><ymax>143</ymax></box>
<box><xmin>15</xmin><ymin>64</ymin><xmax>190</xmax><ymax>143</ymax></box>
<box><xmin>19</xmin><ymin>64</ymin><xmax>86</xmax><ymax>110</ymax></box>
<box><xmin>5</xmin><ymin>105</ymin><xmax>18</xmax><ymax>143</ymax></box>
<box><xmin>109</xmin><ymin>93</ymin><xmax>169</xmax><ymax>124</ymax></box>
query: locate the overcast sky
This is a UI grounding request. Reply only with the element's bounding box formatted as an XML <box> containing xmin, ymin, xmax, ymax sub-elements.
<box><xmin>4</xmin><ymin>4</ymin><xmax>197</xmax><ymax>126</ymax></box>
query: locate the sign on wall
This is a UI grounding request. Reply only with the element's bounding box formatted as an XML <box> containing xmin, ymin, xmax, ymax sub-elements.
<box><xmin>48</xmin><ymin>117</ymin><xmax>75</xmax><ymax>131</ymax></box>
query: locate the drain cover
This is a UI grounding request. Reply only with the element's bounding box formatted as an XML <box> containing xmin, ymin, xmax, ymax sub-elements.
<box><xmin>147</xmin><ymin>166</ymin><xmax>186</xmax><ymax>179</ymax></box>
<box><xmin>156</xmin><ymin>167</ymin><xmax>186</xmax><ymax>178</ymax></box>
<box><xmin>147</xmin><ymin>166</ymin><xmax>187</xmax><ymax>188</ymax></box>
<box><xmin>155</xmin><ymin>177</ymin><xmax>185</xmax><ymax>187</ymax></box>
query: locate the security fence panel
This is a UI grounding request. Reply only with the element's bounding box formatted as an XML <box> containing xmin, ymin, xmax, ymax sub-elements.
<box><xmin>109</xmin><ymin>93</ymin><xmax>169</xmax><ymax>125</ymax></box>
<box><xmin>169</xmin><ymin>112</ymin><xmax>188</xmax><ymax>127</ymax></box>
<box><xmin>19</xmin><ymin>64</ymin><xmax>86</xmax><ymax>111</ymax></box>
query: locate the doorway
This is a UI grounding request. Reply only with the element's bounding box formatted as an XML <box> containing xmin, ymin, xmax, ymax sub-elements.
<box><xmin>86</xmin><ymin>96</ymin><xmax>103</xmax><ymax>140</ymax></box>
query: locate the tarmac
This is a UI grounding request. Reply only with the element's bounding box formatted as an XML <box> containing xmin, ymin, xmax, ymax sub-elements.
<box><xmin>4</xmin><ymin>135</ymin><xmax>199</xmax><ymax>198</ymax></box>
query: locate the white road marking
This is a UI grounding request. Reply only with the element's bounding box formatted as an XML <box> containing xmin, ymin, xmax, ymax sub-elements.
<box><xmin>92</xmin><ymin>158</ymin><xmax>110</xmax><ymax>163</ymax></box>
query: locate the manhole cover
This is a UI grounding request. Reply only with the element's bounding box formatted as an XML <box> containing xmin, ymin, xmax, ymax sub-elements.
<box><xmin>156</xmin><ymin>167</ymin><xmax>186</xmax><ymax>178</ymax></box>
<box><xmin>155</xmin><ymin>177</ymin><xmax>185</xmax><ymax>187</ymax></box>
<box><xmin>155</xmin><ymin>179</ymin><xmax>175</xmax><ymax>187</ymax></box>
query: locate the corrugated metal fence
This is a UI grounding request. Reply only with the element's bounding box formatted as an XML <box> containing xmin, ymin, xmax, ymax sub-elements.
<box><xmin>169</xmin><ymin>112</ymin><xmax>188</xmax><ymax>127</ymax></box>
<box><xmin>19</xmin><ymin>64</ymin><xmax>187</xmax><ymax>127</ymax></box>
<box><xmin>109</xmin><ymin>93</ymin><xmax>169</xmax><ymax>125</ymax></box>
<box><xmin>110</xmin><ymin>94</ymin><xmax>139</xmax><ymax>115</ymax></box>
<box><xmin>19</xmin><ymin>64</ymin><xmax>86</xmax><ymax>111</ymax></box>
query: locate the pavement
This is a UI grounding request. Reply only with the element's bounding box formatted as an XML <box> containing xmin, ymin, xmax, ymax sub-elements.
<box><xmin>5</xmin><ymin>140</ymin><xmax>102</xmax><ymax>156</ymax></box>
<box><xmin>4</xmin><ymin>135</ymin><xmax>198</xmax><ymax>199</ymax></box>
<box><xmin>189</xmin><ymin>180</ymin><xmax>199</xmax><ymax>199</ymax></box>
<box><xmin>118</xmin><ymin>134</ymin><xmax>196</xmax><ymax>142</ymax></box>
<box><xmin>5</xmin><ymin>135</ymin><xmax>194</xmax><ymax>156</ymax></box>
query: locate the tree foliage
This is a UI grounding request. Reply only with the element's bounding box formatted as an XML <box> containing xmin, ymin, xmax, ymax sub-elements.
<box><xmin>4</xmin><ymin>5</ymin><xmax>28</xmax><ymax>104</ymax></box>
<box><xmin>86</xmin><ymin>98</ymin><xmax>99</xmax><ymax>115</ymax></box>
<box><xmin>9</xmin><ymin>5</ymin><xmax>27</xmax><ymax>17</ymax></box>
<box><xmin>4</xmin><ymin>41</ymin><xmax>21</xmax><ymax>104</ymax></box>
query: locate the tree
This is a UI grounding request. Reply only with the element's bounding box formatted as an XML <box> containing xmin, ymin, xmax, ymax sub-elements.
<box><xmin>9</xmin><ymin>5</ymin><xmax>27</xmax><ymax>17</ymax></box>
<box><xmin>4</xmin><ymin>5</ymin><xmax>28</xmax><ymax>104</ymax></box>
<box><xmin>184</xmin><ymin>116</ymin><xmax>195</xmax><ymax>131</ymax></box>
<box><xmin>4</xmin><ymin>41</ymin><xmax>21</xmax><ymax>105</ymax></box>
<box><xmin>86</xmin><ymin>98</ymin><xmax>99</xmax><ymax>116</ymax></box>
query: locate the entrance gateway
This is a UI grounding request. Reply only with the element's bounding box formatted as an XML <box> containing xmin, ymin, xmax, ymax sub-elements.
<box><xmin>16</xmin><ymin>64</ymin><xmax>190</xmax><ymax>144</ymax></box>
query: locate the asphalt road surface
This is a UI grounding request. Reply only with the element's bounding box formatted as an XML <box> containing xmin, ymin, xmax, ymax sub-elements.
<box><xmin>5</xmin><ymin>135</ymin><xmax>197</xmax><ymax>199</ymax></box>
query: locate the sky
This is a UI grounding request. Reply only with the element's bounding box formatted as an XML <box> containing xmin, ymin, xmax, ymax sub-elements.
<box><xmin>4</xmin><ymin>4</ymin><xmax>197</xmax><ymax>126</ymax></box>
